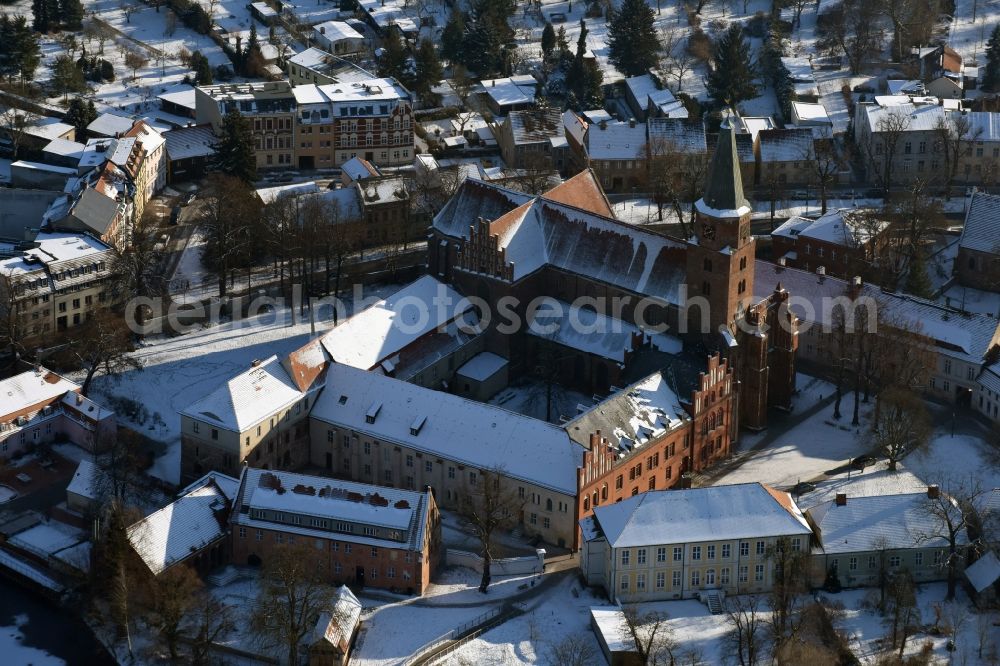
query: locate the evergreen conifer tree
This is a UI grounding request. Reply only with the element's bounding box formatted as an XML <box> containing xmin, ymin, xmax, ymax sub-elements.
<box><xmin>440</xmin><ymin>8</ymin><xmax>465</xmax><ymax>64</ymax></box>
<box><xmin>566</xmin><ymin>19</ymin><xmax>603</xmax><ymax>110</ymax></box>
<box><xmin>706</xmin><ymin>24</ymin><xmax>758</xmax><ymax>107</ymax></box>
<box><xmin>413</xmin><ymin>39</ymin><xmax>443</xmax><ymax>104</ymax></box>
<box><xmin>541</xmin><ymin>22</ymin><xmax>556</xmax><ymax>59</ymax></box>
<box><xmin>984</xmin><ymin>25</ymin><xmax>1000</xmax><ymax>92</ymax></box>
<box><xmin>59</xmin><ymin>0</ymin><xmax>83</xmax><ymax>30</ymax></box>
<box><xmin>905</xmin><ymin>249</ymin><xmax>934</xmax><ymax>298</ymax></box>
<box><xmin>213</xmin><ymin>108</ymin><xmax>257</xmax><ymax>184</ymax></box>
<box><xmin>377</xmin><ymin>28</ymin><xmax>409</xmax><ymax>82</ymax></box>
<box><xmin>462</xmin><ymin>4</ymin><xmax>514</xmax><ymax>77</ymax></box>
<box><xmin>65</xmin><ymin>96</ymin><xmax>97</xmax><ymax>133</ymax></box>
<box><xmin>607</xmin><ymin>0</ymin><xmax>661</xmax><ymax>76</ymax></box>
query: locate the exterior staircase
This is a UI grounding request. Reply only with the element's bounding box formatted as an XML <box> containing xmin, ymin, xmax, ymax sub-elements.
<box><xmin>704</xmin><ymin>590</ymin><xmax>724</xmax><ymax>615</ymax></box>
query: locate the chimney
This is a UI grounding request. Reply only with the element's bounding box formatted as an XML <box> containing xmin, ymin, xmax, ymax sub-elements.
<box><xmin>76</xmin><ymin>393</ymin><xmax>84</xmax><ymax>405</ymax></box>
<box><xmin>849</xmin><ymin>275</ymin><xmax>862</xmax><ymax>298</ymax></box>
<box><xmin>835</xmin><ymin>493</ymin><xmax>847</xmax><ymax>506</ymax></box>
<box><xmin>629</xmin><ymin>117</ymin><xmax>636</xmax><ymax>128</ymax></box>
<box><xmin>777</xmin><ymin>256</ymin><xmax>786</xmax><ymax>268</ymax></box>
<box><xmin>817</xmin><ymin>265</ymin><xmax>826</xmax><ymax>283</ymax></box>
<box><xmin>599</xmin><ymin>119</ymin><xmax>607</xmax><ymax>130</ymax></box>
<box><xmin>491</xmin><ymin>80</ymin><xmax>496</xmax><ymax>87</ymax></box>
<box><xmin>251</xmin><ymin>359</ymin><xmax>262</xmax><ymax>367</ymax></box>
<box><xmin>928</xmin><ymin>484</ymin><xmax>940</xmax><ymax>499</ymax></box>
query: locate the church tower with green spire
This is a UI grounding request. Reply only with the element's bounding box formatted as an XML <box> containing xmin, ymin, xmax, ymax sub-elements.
<box><xmin>684</xmin><ymin>119</ymin><xmax>756</xmax><ymax>338</ymax></box>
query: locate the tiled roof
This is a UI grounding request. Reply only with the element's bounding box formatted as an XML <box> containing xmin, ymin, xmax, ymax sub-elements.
<box><xmin>759</xmin><ymin>128</ymin><xmax>814</xmax><ymax>163</ymax></box>
<box><xmin>541</xmin><ymin>170</ymin><xmax>614</xmax><ymax>217</ymax></box>
<box><xmin>507</xmin><ymin>108</ymin><xmax>564</xmax><ymax>145</ymax></box>
<box><xmin>0</xmin><ymin>367</ymin><xmax>77</xmax><ymax>421</ymax></box>
<box><xmin>648</xmin><ymin>117</ymin><xmax>707</xmax><ymax>153</ymax></box>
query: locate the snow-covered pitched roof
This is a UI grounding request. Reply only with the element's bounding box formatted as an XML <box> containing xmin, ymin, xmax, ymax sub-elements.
<box><xmin>592</xmin><ymin>483</ymin><xmax>811</xmax><ymax>548</ymax></box>
<box><xmin>87</xmin><ymin>112</ymin><xmax>135</xmax><ymax>138</ymax></box>
<box><xmin>965</xmin><ymin>551</ymin><xmax>1000</xmax><ymax>592</ymax></box>
<box><xmin>586</xmin><ymin>121</ymin><xmax>646</xmax><ymax>160</ymax></box>
<box><xmin>66</xmin><ymin>459</ymin><xmax>103</xmax><ymax>502</ymax></box>
<box><xmin>0</xmin><ymin>367</ymin><xmax>77</xmax><ymax>421</ymax></box>
<box><xmin>342</xmin><ymin>156</ymin><xmax>379</xmax><ymax>181</ymax></box>
<box><xmin>255</xmin><ymin>181</ymin><xmax>321</xmax><ymax>204</ymax></box>
<box><xmin>455</xmin><ymin>352</ymin><xmax>507</xmax><ymax>381</ymax></box>
<box><xmin>525</xmin><ymin>298</ymin><xmax>641</xmax><ymax>363</ymax></box>
<box><xmin>313</xmin><ymin>586</ymin><xmax>362</xmax><ymax>649</ymax></box>
<box><xmin>564</xmin><ymin>369</ymin><xmax>688</xmax><ymax>450</ymax></box>
<box><xmin>180</xmin><ymin>356</ymin><xmax>309</xmax><ymax>433</ymax></box>
<box><xmin>127</xmin><ymin>477</ymin><xmax>230</xmax><ymax>575</ymax></box>
<box><xmin>163</xmin><ymin>125</ymin><xmax>217</xmax><ymax>161</ymax></box>
<box><xmin>772</xmin><ymin>208</ymin><xmax>888</xmax><ymax>247</ymax></box>
<box><xmin>312</xmin><ymin>364</ymin><xmax>585</xmax><ymax>494</ymax></box>
<box><xmin>759</xmin><ymin>128</ymin><xmax>814</xmax><ymax>163</ymax></box>
<box><xmin>978</xmin><ymin>362</ymin><xmax>1000</xmax><ymax>396</ymax></box>
<box><xmin>807</xmin><ymin>492</ymin><xmax>962</xmax><ymax>554</ymax></box>
<box><xmin>960</xmin><ymin>191</ymin><xmax>1000</xmax><ymax>255</ymax></box>
<box><xmin>480</xmin><ymin>75</ymin><xmax>536</xmax><ymax>108</ymax></box>
<box><xmin>432</xmin><ymin>178</ymin><xmax>532</xmax><ymax>239</ymax></box>
<box><xmin>319</xmin><ymin>275</ymin><xmax>472</xmax><ymax>371</ymax></box>
<box><xmin>24</xmin><ymin>117</ymin><xmax>74</xmax><ymax>141</ymax></box>
<box><xmin>507</xmin><ymin>108</ymin><xmax>564</xmax><ymax>145</ymax></box>
<box><xmin>647</xmin><ymin>117</ymin><xmax>707</xmax><ymax>153</ymax></box>
<box><xmin>158</xmin><ymin>86</ymin><xmax>197</xmax><ymax>111</ymax></box>
<box><xmin>314</xmin><ymin>20</ymin><xmax>363</xmax><ymax>42</ymax></box>
<box><xmin>563</xmin><ymin>110</ymin><xmax>587</xmax><ymax>146</ymax></box>
<box><xmin>178</xmin><ymin>471</ymin><xmax>240</xmax><ymax>501</ymax></box>
<box><xmin>754</xmin><ymin>261</ymin><xmax>1000</xmax><ymax>364</ymax></box>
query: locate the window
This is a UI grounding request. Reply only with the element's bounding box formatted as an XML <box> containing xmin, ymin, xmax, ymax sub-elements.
<box><xmin>721</xmin><ymin>567</ymin><xmax>730</xmax><ymax>585</ymax></box>
<box><xmin>934</xmin><ymin>550</ymin><xmax>943</xmax><ymax>565</ymax></box>
<box><xmin>692</xmin><ymin>546</ymin><xmax>701</xmax><ymax>560</ymax></box>
<box><xmin>621</xmin><ymin>550</ymin><xmax>631</xmax><ymax>566</ymax></box>
<box><xmin>739</xmin><ymin>566</ymin><xmax>748</xmax><ymax>583</ymax></box>
<box><xmin>889</xmin><ymin>555</ymin><xmax>901</xmax><ymax>568</ymax></box>
<box><xmin>238</xmin><ymin>527</ymin><xmax>246</xmax><ymax>539</ymax></box>
<box><xmin>691</xmin><ymin>570</ymin><xmax>701</xmax><ymax>587</ymax></box>
<box><xmin>705</xmin><ymin>569</ymin><xmax>715</xmax><ymax>586</ymax></box>
<box><xmin>193</xmin><ymin>422</ymin><xmax>199</xmax><ymax>434</ymax></box>
<box><xmin>469</xmin><ymin>471</ymin><xmax>477</xmax><ymax>485</ymax></box>
<box><xmin>740</xmin><ymin>542</ymin><xmax>749</xmax><ymax>557</ymax></box>
<box><xmin>791</xmin><ymin>538</ymin><xmax>801</xmax><ymax>552</ymax></box>
<box><xmin>543</xmin><ymin>517</ymin><xmax>550</xmax><ymax>528</ymax></box>
<box><xmin>406</xmin><ymin>455</ymin><xmax>413</xmax><ymax>467</ymax></box>
<box><xmin>754</xmin><ymin>564</ymin><xmax>764</xmax><ymax>582</ymax></box>
<box><xmin>448</xmin><ymin>467</ymin><xmax>455</xmax><ymax>479</ymax></box>
<box><xmin>364</xmin><ymin>442</ymin><xmax>371</xmax><ymax>454</ymax></box>
<box><xmin>345</xmin><ymin>544</ymin><xmax>352</xmax><ymax>554</ymax></box>
<box><xmin>425</xmin><ymin>461</ymin><xmax>432</xmax><ymax>472</ymax></box>
<box><xmin>703</xmin><ymin>258</ymin><xmax>712</xmax><ymax>272</ymax></box>
<box><xmin>756</xmin><ymin>541</ymin><xmax>765</xmax><ymax>555</ymax></box>
<box><xmin>637</xmin><ymin>549</ymin><xmax>647</xmax><ymax>565</ymax></box>
<box><xmin>915</xmin><ymin>552</ymin><xmax>923</xmax><ymax>566</ymax></box>
<box><xmin>722</xmin><ymin>544</ymin><xmax>731</xmax><ymax>559</ymax></box>
<box><xmin>707</xmin><ymin>545</ymin><xmax>716</xmax><ymax>560</ymax></box>
<box><xmin>868</xmin><ymin>555</ymin><xmax>877</xmax><ymax>569</ymax></box>
<box><xmin>849</xmin><ymin>557</ymin><xmax>858</xmax><ymax>571</ymax></box>
<box><xmin>615</xmin><ymin>475</ymin><xmax>623</xmax><ymax>489</ymax></box>
<box><xmin>656</xmin><ymin>571</ymin><xmax>666</xmax><ymax>589</ymax></box>
<box><xmin>256</xmin><ymin>530</ymin><xmax>263</xmax><ymax>541</ymax></box>
<box><xmin>656</xmin><ymin>547</ymin><xmax>666</xmax><ymax>563</ymax></box>
<box><xmin>673</xmin><ymin>546</ymin><xmax>682</xmax><ymax>562</ymax></box>
<box><xmin>636</xmin><ymin>573</ymin><xmax>646</xmax><ymax>590</ymax></box>
<box><xmin>620</xmin><ymin>574</ymin><xmax>629</xmax><ymax>592</ymax></box>
<box><xmin>529</xmin><ymin>513</ymin><xmax>537</xmax><ymax>525</ymax></box>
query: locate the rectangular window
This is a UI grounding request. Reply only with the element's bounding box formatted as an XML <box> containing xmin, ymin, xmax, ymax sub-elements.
<box><xmin>740</xmin><ymin>542</ymin><xmax>749</xmax><ymax>557</ymax></box>
<box><xmin>637</xmin><ymin>549</ymin><xmax>646</xmax><ymax>565</ymax></box>
<box><xmin>739</xmin><ymin>566</ymin><xmax>748</xmax><ymax>583</ymax></box>
<box><xmin>620</xmin><ymin>574</ymin><xmax>629</xmax><ymax>592</ymax></box>
<box><xmin>656</xmin><ymin>571</ymin><xmax>665</xmax><ymax>589</ymax></box>
<box><xmin>425</xmin><ymin>461</ymin><xmax>432</xmax><ymax>472</ymax></box>
<box><xmin>722</xmin><ymin>544</ymin><xmax>731</xmax><ymax>559</ymax></box>
<box><xmin>673</xmin><ymin>546</ymin><xmax>682</xmax><ymax>562</ymax></box>
<box><xmin>791</xmin><ymin>538</ymin><xmax>801</xmax><ymax>552</ymax></box>
<box><xmin>692</xmin><ymin>546</ymin><xmax>701</xmax><ymax>560</ymax></box>
<box><xmin>238</xmin><ymin>527</ymin><xmax>246</xmax><ymax>538</ymax></box>
<box><xmin>448</xmin><ymin>467</ymin><xmax>455</xmax><ymax>479</ymax></box>
<box><xmin>868</xmin><ymin>555</ymin><xmax>876</xmax><ymax>569</ymax></box>
<box><xmin>756</xmin><ymin>541</ymin><xmax>765</xmax><ymax>555</ymax></box>
<box><xmin>656</xmin><ymin>547</ymin><xmax>666</xmax><ymax>563</ymax></box>
<box><xmin>889</xmin><ymin>555</ymin><xmax>901</xmax><ymax>568</ymax></box>
<box><xmin>256</xmin><ymin>530</ymin><xmax>263</xmax><ymax>541</ymax></box>
<box><xmin>915</xmin><ymin>552</ymin><xmax>923</xmax><ymax>566</ymax></box>
<box><xmin>690</xmin><ymin>570</ymin><xmax>700</xmax><ymax>587</ymax></box>
<box><xmin>707</xmin><ymin>545</ymin><xmax>716</xmax><ymax>560</ymax></box>
<box><xmin>636</xmin><ymin>573</ymin><xmax>646</xmax><ymax>590</ymax></box>
<box><xmin>849</xmin><ymin>557</ymin><xmax>858</xmax><ymax>571</ymax></box>
<box><xmin>755</xmin><ymin>564</ymin><xmax>764</xmax><ymax>582</ymax></box>
<box><xmin>621</xmin><ymin>550</ymin><xmax>630</xmax><ymax>566</ymax></box>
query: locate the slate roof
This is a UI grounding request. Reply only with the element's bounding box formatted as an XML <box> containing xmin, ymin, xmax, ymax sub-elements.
<box><xmin>432</xmin><ymin>178</ymin><xmax>532</xmax><ymax>239</ymax></box>
<box><xmin>312</xmin><ymin>363</ymin><xmax>584</xmax><ymax>494</ymax></box>
<box><xmin>647</xmin><ymin>117</ymin><xmax>707</xmax><ymax>153</ymax></box>
<box><xmin>588</xmin><ymin>483</ymin><xmax>811</xmax><ymax>548</ymax></box>
<box><xmin>960</xmin><ymin>191</ymin><xmax>1000</xmax><ymax>255</ymax></box>
<box><xmin>759</xmin><ymin>128</ymin><xmax>814</xmax><ymax>163</ymax></box>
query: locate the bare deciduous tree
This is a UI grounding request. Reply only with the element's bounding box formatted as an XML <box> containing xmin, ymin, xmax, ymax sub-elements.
<box><xmin>143</xmin><ymin>564</ymin><xmax>204</xmax><ymax>663</ymax></box>
<box><xmin>457</xmin><ymin>467</ymin><xmax>525</xmax><ymax>593</ymax></box>
<box><xmin>916</xmin><ymin>477</ymin><xmax>987</xmax><ymax>599</ymax></box>
<box><xmin>66</xmin><ymin>308</ymin><xmax>143</xmax><ymax>396</ymax></box>
<box><xmin>860</xmin><ymin>109</ymin><xmax>910</xmax><ymax>194</ymax></box>
<box><xmin>620</xmin><ymin>605</ymin><xmax>682</xmax><ymax>666</ymax></box>
<box><xmin>867</xmin><ymin>387</ymin><xmax>931</xmax><ymax>471</ymax></box>
<box><xmin>545</xmin><ymin>632</ymin><xmax>598</xmax><ymax>665</ymax></box>
<box><xmin>251</xmin><ymin>541</ymin><xmax>338</xmax><ymax>666</ymax></box>
<box><xmin>725</xmin><ymin>594</ymin><xmax>767</xmax><ymax>666</ymax></box>
<box><xmin>882</xmin><ymin>569</ymin><xmax>919</xmax><ymax>657</ymax></box>
<box><xmin>934</xmin><ymin>114</ymin><xmax>981</xmax><ymax>196</ymax></box>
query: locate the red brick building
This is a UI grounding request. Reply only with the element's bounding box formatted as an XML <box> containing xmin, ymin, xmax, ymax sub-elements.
<box><xmin>771</xmin><ymin>208</ymin><xmax>890</xmax><ymax>280</ymax></box>
<box><xmin>230</xmin><ymin>467</ymin><xmax>441</xmax><ymax>595</ymax></box>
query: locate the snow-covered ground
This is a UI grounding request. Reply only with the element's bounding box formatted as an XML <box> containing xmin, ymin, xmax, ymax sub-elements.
<box><xmin>423</xmin><ymin>567</ymin><xmax>543</xmax><ymax>606</ymax></box>
<box><xmin>353</xmin><ymin>598</ymin><xmax>482</xmax><ymax>666</ymax></box>
<box><xmin>940</xmin><ymin>283</ymin><xmax>1000</xmax><ymax>316</ymax></box>
<box><xmin>829</xmin><ymin>583</ymin><xmax>998</xmax><ymax>665</ymax></box>
<box><xmin>86</xmin><ymin>284</ymin><xmax>400</xmax><ymax>484</ymax></box>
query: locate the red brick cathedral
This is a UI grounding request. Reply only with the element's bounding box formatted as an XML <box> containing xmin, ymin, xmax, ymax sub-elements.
<box><xmin>430</xmin><ymin>120</ymin><xmax>798</xmax><ymax>488</ymax></box>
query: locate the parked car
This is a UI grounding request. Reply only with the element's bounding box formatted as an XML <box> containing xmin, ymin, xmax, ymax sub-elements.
<box><xmin>791</xmin><ymin>481</ymin><xmax>816</xmax><ymax>495</ymax></box>
<box><xmin>851</xmin><ymin>454</ymin><xmax>876</xmax><ymax>470</ymax></box>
